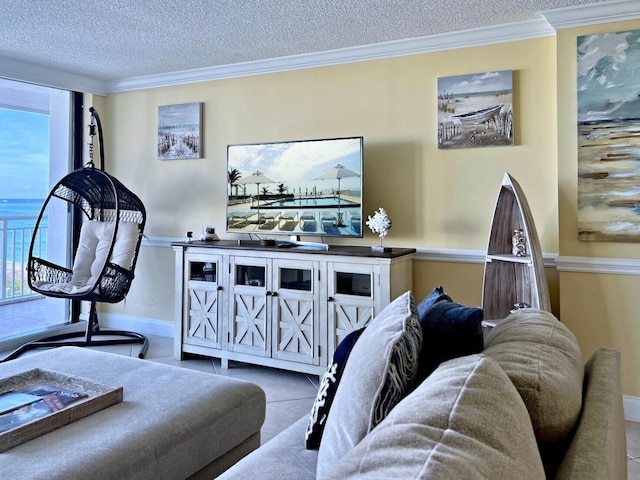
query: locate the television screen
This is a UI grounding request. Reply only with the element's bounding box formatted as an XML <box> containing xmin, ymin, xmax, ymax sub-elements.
<box><xmin>227</xmin><ymin>136</ymin><xmax>363</xmax><ymax>238</ymax></box>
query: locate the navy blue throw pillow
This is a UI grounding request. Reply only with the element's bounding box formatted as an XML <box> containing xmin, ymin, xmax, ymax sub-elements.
<box><xmin>416</xmin><ymin>285</ymin><xmax>452</xmax><ymax>319</ymax></box>
<box><xmin>305</xmin><ymin>328</ymin><xmax>366</xmax><ymax>449</ymax></box>
<box><xmin>416</xmin><ymin>287</ymin><xmax>484</xmax><ymax>383</ymax></box>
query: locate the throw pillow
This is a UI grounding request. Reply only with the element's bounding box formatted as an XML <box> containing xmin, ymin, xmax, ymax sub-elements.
<box><xmin>305</xmin><ymin>327</ymin><xmax>366</xmax><ymax>449</ymax></box>
<box><xmin>483</xmin><ymin>309</ymin><xmax>583</xmax><ymax>461</ymax></box>
<box><xmin>35</xmin><ymin>221</ymin><xmax>139</xmax><ymax>296</ymax></box>
<box><xmin>316</xmin><ymin>291</ymin><xmax>422</xmax><ymax>478</ymax></box>
<box><xmin>415</xmin><ymin>286</ymin><xmax>484</xmax><ymax>382</ymax></box>
<box><xmin>71</xmin><ymin>221</ymin><xmax>139</xmax><ymax>288</ymax></box>
<box><xmin>322</xmin><ymin>355</ymin><xmax>546</xmax><ymax>480</ymax></box>
<box><xmin>416</xmin><ymin>284</ymin><xmax>452</xmax><ymax>318</ymax></box>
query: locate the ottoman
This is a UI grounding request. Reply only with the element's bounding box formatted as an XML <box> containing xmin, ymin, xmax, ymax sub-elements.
<box><xmin>0</xmin><ymin>347</ymin><xmax>266</xmax><ymax>480</ymax></box>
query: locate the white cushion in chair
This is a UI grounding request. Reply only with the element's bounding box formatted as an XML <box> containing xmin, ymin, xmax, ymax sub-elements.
<box><xmin>35</xmin><ymin>221</ymin><xmax>139</xmax><ymax>295</ymax></box>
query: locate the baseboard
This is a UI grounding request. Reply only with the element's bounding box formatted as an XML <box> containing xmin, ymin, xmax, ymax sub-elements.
<box><xmin>96</xmin><ymin>313</ymin><xmax>174</xmax><ymax>338</ymax></box>
<box><xmin>624</xmin><ymin>396</ymin><xmax>640</xmax><ymax>423</ymax></box>
<box><xmin>0</xmin><ymin>322</ymin><xmax>86</xmax><ymax>354</ymax></box>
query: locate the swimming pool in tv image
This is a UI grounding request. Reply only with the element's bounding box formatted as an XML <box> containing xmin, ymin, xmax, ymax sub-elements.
<box><xmin>226</xmin><ymin>137</ymin><xmax>363</xmax><ymax>238</ymax></box>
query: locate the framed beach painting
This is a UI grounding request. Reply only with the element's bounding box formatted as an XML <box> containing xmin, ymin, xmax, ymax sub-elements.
<box><xmin>157</xmin><ymin>102</ymin><xmax>202</xmax><ymax>160</ymax></box>
<box><xmin>577</xmin><ymin>29</ymin><xmax>640</xmax><ymax>242</ymax></box>
<box><xmin>437</xmin><ymin>70</ymin><xmax>513</xmax><ymax>149</ymax></box>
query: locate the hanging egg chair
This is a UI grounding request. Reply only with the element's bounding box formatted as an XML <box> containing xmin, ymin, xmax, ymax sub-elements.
<box><xmin>2</xmin><ymin>107</ymin><xmax>148</xmax><ymax>361</ymax></box>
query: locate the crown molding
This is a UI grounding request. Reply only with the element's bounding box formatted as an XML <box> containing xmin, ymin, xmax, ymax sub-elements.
<box><xmin>3</xmin><ymin>2</ymin><xmax>637</xmax><ymax>95</ymax></box>
<box><xmin>0</xmin><ymin>56</ymin><xmax>107</xmax><ymax>95</ymax></box>
<box><xmin>107</xmin><ymin>17</ymin><xmax>554</xmax><ymax>93</ymax></box>
<box><xmin>105</xmin><ymin>1</ymin><xmax>640</xmax><ymax>93</ymax></box>
<box><xmin>543</xmin><ymin>0</ymin><xmax>640</xmax><ymax>29</ymax></box>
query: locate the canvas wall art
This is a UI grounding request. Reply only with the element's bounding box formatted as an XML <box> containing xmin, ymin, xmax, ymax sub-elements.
<box><xmin>437</xmin><ymin>70</ymin><xmax>513</xmax><ymax>149</ymax></box>
<box><xmin>157</xmin><ymin>102</ymin><xmax>202</xmax><ymax>160</ymax></box>
<box><xmin>577</xmin><ymin>29</ymin><xmax>640</xmax><ymax>242</ymax></box>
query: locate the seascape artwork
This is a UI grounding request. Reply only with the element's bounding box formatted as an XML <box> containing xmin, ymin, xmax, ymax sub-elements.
<box><xmin>157</xmin><ymin>102</ymin><xmax>202</xmax><ymax>160</ymax></box>
<box><xmin>437</xmin><ymin>70</ymin><xmax>513</xmax><ymax>149</ymax></box>
<box><xmin>577</xmin><ymin>29</ymin><xmax>640</xmax><ymax>242</ymax></box>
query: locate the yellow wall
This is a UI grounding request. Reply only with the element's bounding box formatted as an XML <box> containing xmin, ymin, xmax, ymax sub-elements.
<box><xmin>102</xmin><ymin>36</ymin><xmax>564</xmax><ymax>372</ymax></box>
<box><xmin>556</xmin><ymin>19</ymin><xmax>640</xmax><ymax>396</ymax></box>
<box><xmin>413</xmin><ymin>261</ymin><xmax>560</xmax><ymax>316</ymax></box>
<box><xmin>99</xmin><ymin>19</ymin><xmax>640</xmax><ymax>397</ymax></box>
<box><xmin>105</xmin><ymin>36</ymin><xmax>558</xmax><ymax>252</ymax></box>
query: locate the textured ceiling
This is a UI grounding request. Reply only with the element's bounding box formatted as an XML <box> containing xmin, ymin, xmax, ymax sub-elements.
<box><xmin>0</xmin><ymin>0</ymin><xmax>621</xmax><ymax>82</ymax></box>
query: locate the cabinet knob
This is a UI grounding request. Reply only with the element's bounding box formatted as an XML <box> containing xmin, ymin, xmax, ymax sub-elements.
<box><xmin>271</xmin><ymin>291</ymin><xmax>278</xmax><ymax>297</ymax></box>
<box><xmin>217</xmin><ymin>285</ymin><xmax>223</xmax><ymax>291</ymax></box>
<box><xmin>266</xmin><ymin>291</ymin><xmax>272</xmax><ymax>296</ymax></box>
<box><xmin>328</xmin><ymin>296</ymin><xmax>334</xmax><ymax>302</ymax></box>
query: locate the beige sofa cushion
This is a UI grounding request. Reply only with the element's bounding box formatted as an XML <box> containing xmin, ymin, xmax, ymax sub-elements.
<box><xmin>555</xmin><ymin>348</ymin><xmax>627</xmax><ymax>480</ymax></box>
<box><xmin>323</xmin><ymin>354</ymin><xmax>545</xmax><ymax>480</ymax></box>
<box><xmin>484</xmin><ymin>309</ymin><xmax>583</xmax><ymax>447</ymax></box>
<box><xmin>317</xmin><ymin>291</ymin><xmax>422</xmax><ymax>478</ymax></box>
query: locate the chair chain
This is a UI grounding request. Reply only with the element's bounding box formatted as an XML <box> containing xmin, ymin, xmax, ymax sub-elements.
<box><xmin>87</xmin><ymin>113</ymin><xmax>96</xmax><ymax>168</ymax></box>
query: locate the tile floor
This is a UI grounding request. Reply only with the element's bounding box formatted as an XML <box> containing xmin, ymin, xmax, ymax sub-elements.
<box><xmin>2</xmin><ymin>334</ymin><xmax>640</xmax><ymax>477</ymax></box>
<box><xmin>628</xmin><ymin>421</ymin><xmax>640</xmax><ymax>478</ymax></box>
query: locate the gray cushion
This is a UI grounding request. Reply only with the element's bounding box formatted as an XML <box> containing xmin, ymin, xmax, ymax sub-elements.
<box><xmin>316</xmin><ymin>291</ymin><xmax>422</xmax><ymax>477</ymax></box>
<box><xmin>218</xmin><ymin>417</ymin><xmax>318</xmax><ymax>480</ymax></box>
<box><xmin>0</xmin><ymin>347</ymin><xmax>265</xmax><ymax>480</ymax></box>
<box><xmin>323</xmin><ymin>354</ymin><xmax>546</xmax><ymax>480</ymax></box>
<box><xmin>555</xmin><ymin>349</ymin><xmax>627</xmax><ymax>480</ymax></box>
<box><xmin>483</xmin><ymin>309</ymin><xmax>583</xmax><ymax>445</ymax></box>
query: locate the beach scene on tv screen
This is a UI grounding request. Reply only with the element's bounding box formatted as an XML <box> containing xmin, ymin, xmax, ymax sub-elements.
<box><xmin>227</xmin><ymin>137</ymin><xmax>363</xmax><ymax>237</ymax></box>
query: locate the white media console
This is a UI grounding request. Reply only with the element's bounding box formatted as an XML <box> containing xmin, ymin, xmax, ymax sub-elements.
<box><xmin>172</xmin><ymin>240</ymin><xmax>415</xmax><ymax>375</ymax></box>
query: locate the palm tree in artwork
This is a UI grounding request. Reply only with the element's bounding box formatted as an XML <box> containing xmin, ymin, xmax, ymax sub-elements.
<box><xmin>277</xmin><ymin>183</ymin><xmax>286</xmax><ymax>196</ymax></box>
<box><xmin>228</xmin><ymin>168</ymin><xmax>241</xmax><ymax>197</ymax></box>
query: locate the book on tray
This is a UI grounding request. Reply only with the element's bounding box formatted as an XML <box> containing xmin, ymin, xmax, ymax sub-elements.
<box><xmin>0</xmin><ymin>384</ymin><xmax>88</xmax><ymax>433</ymax></box>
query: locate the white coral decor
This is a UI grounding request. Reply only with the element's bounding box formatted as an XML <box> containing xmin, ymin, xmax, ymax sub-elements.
<box><xmin>366</xmin><ymin>207</ymin><xmax>392</xmax><ymax>239</ymax></box>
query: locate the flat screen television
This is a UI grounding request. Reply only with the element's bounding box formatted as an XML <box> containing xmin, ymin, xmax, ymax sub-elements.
<box><xmin>226</xmin><ymin>136</ymin><xmax>363</xmax><ymax>238</ymax></box>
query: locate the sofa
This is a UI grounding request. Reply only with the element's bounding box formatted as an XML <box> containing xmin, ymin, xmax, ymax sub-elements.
<box><xmin>217</xmin><ymin>290</ymin><xmax>627</xmax><ymax>480</ymax></box>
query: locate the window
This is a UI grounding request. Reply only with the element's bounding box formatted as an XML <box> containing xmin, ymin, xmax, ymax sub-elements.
<box><xmin>0</xmin><ymin>78</ymin><xmax>78</xmax><ymax>351</ymax></box>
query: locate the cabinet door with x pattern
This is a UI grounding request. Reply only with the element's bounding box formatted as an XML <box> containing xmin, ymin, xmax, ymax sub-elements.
<box><xmin>183</xmin><ymin>253</ymin><xmax>224</xmax><ymax>349</ymax></box>
<box><xmin>228</xmin><ymin>256</ymin><xmax>271</xmax><ymax>357</ymax></box>
<box><xmin>271</xmin><ymin>258</ymin><xmax>321</xmax><ymax>366</ymax></box>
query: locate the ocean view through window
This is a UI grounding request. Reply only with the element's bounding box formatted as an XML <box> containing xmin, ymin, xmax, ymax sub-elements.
<box><xmin>0</xmin><ymin>79</ymin><xmax>72</xmax><ymax>348</ymax></box>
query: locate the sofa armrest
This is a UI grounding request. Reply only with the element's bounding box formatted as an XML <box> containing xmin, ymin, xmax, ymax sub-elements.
<box><xmin>216</xmin><ymin>416</ymin><xmax>317</xmax><ymax>480</ymax></box>
<box><xmin>554</xmin><ymin>348</ymin><xmax>627</xmax><ymax>480</ymax></box>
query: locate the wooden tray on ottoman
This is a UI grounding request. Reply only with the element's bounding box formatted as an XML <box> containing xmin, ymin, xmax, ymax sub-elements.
<box><xmin>0</xmin><ymin>368</ymin><xmax>122</xmax><ymax>452</ymax></box>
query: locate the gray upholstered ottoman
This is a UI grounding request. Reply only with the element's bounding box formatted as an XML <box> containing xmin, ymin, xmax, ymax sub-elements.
<box><xmin>0</xmin><ymin>346</ymin><xmax>265</xmax><ymax>479</ymax></box>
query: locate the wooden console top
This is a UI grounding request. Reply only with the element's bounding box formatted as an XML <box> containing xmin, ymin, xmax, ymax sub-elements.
<box><xmin>172</xmin><ymin>240</ymin><xmax>416</xmax><ymax>259</ymax></box>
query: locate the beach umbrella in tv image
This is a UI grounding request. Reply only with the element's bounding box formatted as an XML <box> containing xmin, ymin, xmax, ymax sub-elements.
<box><xmin>237</xmin><ymin>170</ymin><xmax>278</xmax><ymax>226</ymax></box>
<box><xmin>314</xmin><ymin>164</ymin><xmax>360</xmax><ymax>227</ymax></box>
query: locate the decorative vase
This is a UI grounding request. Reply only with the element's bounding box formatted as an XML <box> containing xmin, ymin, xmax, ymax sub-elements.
<box><xmin>512</xmin><ymin>228</ymin><xmax>526</xmax><ymax>257</ymax></box>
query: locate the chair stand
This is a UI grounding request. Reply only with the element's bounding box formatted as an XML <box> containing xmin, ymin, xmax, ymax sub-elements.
<box><xmin>0</xmin><ymin>301</ymin><xmax>149</xmax><ymax>363</ymax></box>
